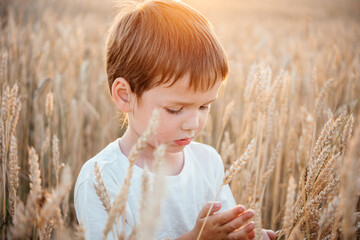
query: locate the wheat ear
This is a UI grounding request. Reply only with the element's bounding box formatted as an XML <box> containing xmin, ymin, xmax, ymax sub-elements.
<box><xmin>0</xmin><ymin>51</ymin><xmax>8</xmax><ymax>84</ymax></box>
<box><xmin>93</xmin><ymin>161</ymin><xmax>111</xmax><ymax>213</ymax></box>
<box><xmin>39</xmin><ymin>220</ymin><xmax>54</xmax><ymax>240</ymax></box>
<box><xmin>314</xmin><ymin>78</ymin><xmax>333</xmax><ymax>119</ymax></box>
<box><xmin>8</xmin><ymin>135</ymin><xmax>19</xmax><ymax>218</ymax></box>
<box><xmin>223</xmin><ymin>138</ymin><xmax>255</xmax><ymax>185</ymax></box>
<box><xmin>26</xmin><ymin>147</ymin><xmax>42</xmax><ymax>220</ymax></box>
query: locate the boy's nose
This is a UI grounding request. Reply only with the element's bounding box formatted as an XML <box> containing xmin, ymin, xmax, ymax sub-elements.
<box><xmin>182</xmin><ymin>112</ymin><xmax>200</xmax><ymax>131</ymax></box>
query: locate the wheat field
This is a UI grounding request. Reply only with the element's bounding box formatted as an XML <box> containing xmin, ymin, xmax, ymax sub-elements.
<box><xmin>0</xmin><ymin>0</ymin><xmax>359</xmax><ymax>239</ymax></box>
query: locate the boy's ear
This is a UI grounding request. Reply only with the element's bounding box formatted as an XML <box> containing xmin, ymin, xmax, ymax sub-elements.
<box><xmin>111</xmin><ymin>77</ymin><xmax>133</xmax><ymax>113</ymax></box>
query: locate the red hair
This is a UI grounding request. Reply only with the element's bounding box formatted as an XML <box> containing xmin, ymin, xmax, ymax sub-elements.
<box><xmin>106</xmin><ymin>0</ymin><xmax>228</xmax><ymax>98</ymax></box>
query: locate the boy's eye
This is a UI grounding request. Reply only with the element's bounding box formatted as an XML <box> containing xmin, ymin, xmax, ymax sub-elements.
<box><xmin>200</xmin><ymin>105</ymin><xmax>210</xmax><ymax>110</ymax></box>
<box><xmin>165</xmin><ymin>107</ymin><xmax>183</xmax><ymax>115</ymax></box>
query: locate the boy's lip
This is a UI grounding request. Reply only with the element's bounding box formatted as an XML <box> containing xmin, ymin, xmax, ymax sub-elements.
<box><xmin>174</xmin><ymin>137</ymin><xmax>193</xmax><ymax>146</ymax></box>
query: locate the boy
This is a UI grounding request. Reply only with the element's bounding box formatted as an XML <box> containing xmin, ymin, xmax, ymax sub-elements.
<box><xmin>74</xmin><ymin>0</ymin><xmax>275</xmax><ymax>239</ymax></box>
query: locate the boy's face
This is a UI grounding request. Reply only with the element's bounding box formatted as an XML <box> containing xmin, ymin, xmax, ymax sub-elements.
<box><xmin>127</xmin><ymin>74</ymin><xmax>222</xmax><ymax>153</ymax></box>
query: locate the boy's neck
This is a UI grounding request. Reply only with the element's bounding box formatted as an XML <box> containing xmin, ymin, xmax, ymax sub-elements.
<box><xmin>118</xmin><ymin>130</ymin><xmax>184</xmax><ymax>176</ymax></box>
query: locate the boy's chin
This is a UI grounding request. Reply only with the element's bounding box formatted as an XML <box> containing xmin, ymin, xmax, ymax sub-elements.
<box><xmin>164</xmin><ymin>142</ymin><xmax>187</xmax><ymax>153</ymax></box>
<box><xmin>150</xmin><ymin>140</ymin><xmax>189</xmax><ymax>153</ymax></box>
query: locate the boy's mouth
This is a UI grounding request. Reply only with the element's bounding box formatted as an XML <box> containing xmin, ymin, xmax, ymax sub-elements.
<box><xmin>174</xmin><ymin>137</ymin><xmax>192</xmax><ymax>146</ymax></box>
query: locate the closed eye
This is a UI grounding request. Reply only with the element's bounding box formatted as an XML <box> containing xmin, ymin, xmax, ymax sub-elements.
<box><xmin>200</xmin><ymin>105</ymin><xmax>210</xmax><ymax>110</ymax></box>
<box><xmin>165</xmin><ymin>107</ymin><xmax>183</xmax><ymax>115</ymax></box>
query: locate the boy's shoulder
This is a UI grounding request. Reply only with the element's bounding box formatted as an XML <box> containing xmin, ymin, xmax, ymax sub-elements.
<box><xmin>75</xmin><ymin>138</ymin><xmax>127</xmax><ymax>186</ymax></box>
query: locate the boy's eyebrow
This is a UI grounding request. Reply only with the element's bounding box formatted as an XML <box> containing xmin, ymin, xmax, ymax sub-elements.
<box><xmin>169</xmin><ymin>98</ymin><xmax>217</xmax><ymax>106</ymax></box>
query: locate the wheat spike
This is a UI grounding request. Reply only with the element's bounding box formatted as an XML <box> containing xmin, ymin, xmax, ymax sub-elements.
<box><xmin>306</xmin><ymin>145</ymin><xmax>331</xmax><ymax>197</ymax></box>
<box><xmin>340</xmin><ymin>115</ymin><xmax>354</xmax><ymax>152</ymax></box>
<box><xmin>1</xmin><ymin>85</ymin><xmax>10</xmax><ymax>123</ymax></box>
<box><xmin>39</xmin><ymin>220</ymin><xmax>54</xmax><ymax>240</ymax></box>
<box><xmin>93</xmin><ymin>162</ymin><xmax>111</xmax><ymax>213</ymax></box>
<box><xmin>8</xmin><ymin>84</ymin><xmax>18</xmax><ymax>119</ymax></box>
<box><xmin>26</xmin><ymin>146</ymin><xmax>42</xmax><ymax>221</ymax></box>
<box><xmin>0</xmin><ymin>51</ymin><xmax>8</xmax><ymax>84</ymax></box>
<box><xmin>255</xmin><ymin>64</ymin><xmax>266</xmax><ymax>114</ymax></box>
<box><xmin>8</xmin><ymin>135</ymin><xmax>19</xmax><ymax>218</ymax></box>
<box><xmin>318</xmin><ymin>196</ymin><xmax>339</xmax><ymax>237</ymax></box>
<box><xmin>314</xmin><ymin>78</ymin><xmax>334</xmax><ymax>119</ymax></box>
<box><xmin>307</xmin><ymin>113</ymin><xmax>346</xmax><ymax>196</ymax></box>
<box><xmin>223</xmin><ymin>138</ymin><xmax>255</xmax><ymax>185</ymax></box>
<box><xmin>9</xmin><ymin>99</ymin><xmax>21</xmax><ymax>137</ymax></box>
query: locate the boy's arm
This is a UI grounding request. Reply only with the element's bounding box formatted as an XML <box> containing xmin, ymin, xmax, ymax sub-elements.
<box><xmin>175</xmin><ymin>229</ymin><xmax>196</xmax><ymax>240</ymax></box>
<box><xmin>75</xmin><ymin>179</ymin><xmax>115</xmax><ymax>240</ymax></box>
<box><xmin>75</xmin><ymin>177</ymin><xmax>133</xmax><ymax>240</ymax></box>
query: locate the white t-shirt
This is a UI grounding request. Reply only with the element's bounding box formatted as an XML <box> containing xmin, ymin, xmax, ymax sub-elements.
<box><xmin>74</xmin><ymin>139</ymin><xmax>236</xmax><ymax>240</ymax></box>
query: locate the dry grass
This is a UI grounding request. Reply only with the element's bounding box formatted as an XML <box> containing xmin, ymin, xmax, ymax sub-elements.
<box><xmin>0</xmin><ymin>0</ymin><xmax>359</xmax><ymax>239</ymax></box>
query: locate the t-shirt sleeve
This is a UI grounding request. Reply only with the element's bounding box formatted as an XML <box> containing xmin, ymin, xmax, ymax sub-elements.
<box><xmin>74</xmin><ymin>165</ymin><xmax>132</xmax><ymax>240</ymax></box>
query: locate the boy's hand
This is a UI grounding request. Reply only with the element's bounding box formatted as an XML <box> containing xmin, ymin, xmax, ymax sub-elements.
<box><xmin>192</xmin><ymin>202</ymin><xmax>255</xmax><ymax>240</ymax></box>
<box><xmin>261</xmin><ymin>229</ymin><xmax>276</xmax><ymax>240</ymax></box>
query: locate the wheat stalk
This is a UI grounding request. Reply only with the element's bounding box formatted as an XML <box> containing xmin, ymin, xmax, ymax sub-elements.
<box><xmin>283</xmin><ymin>176</ymin><xmax>296</xmax><ymax>238</ymax></box>
<box><xmin>102</xmin><ymin>109</ymin><xmax>159</xmax><ymax>240</ymax></box>
<box><xmin>216</xmin><ymin>100</ymin><xmax>234</xmax><ymax>150</ymax></box>
<box><xmin>197</xmin><ymin>138</ymin><xmax>255</xmax><ymax>240</ymax></box>
<box><xmin>137</xmin><ymin>144</ymin><xmax>167</xmax><ymax>240</ymax></box>
<box><xmin>45</xmin><ymin>92</ymin><xmax>54</xmax><ymax>119</ymax></box>
<box><xmin>52</xmin><ymin>134</ymin><xmax>61</xmax><ymax>186</ymax></box>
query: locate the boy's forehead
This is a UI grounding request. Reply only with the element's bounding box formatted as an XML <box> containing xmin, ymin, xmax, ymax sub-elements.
<box><xmin>154</xmin><ymin>77</ymin><xmax>222</xmax><ymax>101</ymax></box>
<box><xmin>160</xmin><ymin>73</ymin><xmax>222</xmax><ymax>92</ymax></box>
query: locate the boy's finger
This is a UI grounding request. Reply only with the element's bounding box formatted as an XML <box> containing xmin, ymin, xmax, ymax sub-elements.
<box><xmin>227</xmin><ymin>221</ymin><xmax>255</xmax><ymax>239</ymax></box>
<box><xmin>262</xmin><ymin>229</ymin><xmax>276</xmax><ymax>240</ymax></box>
<box><xmin>214</xmin><ymin>205</ymin><xmax>246</xmax><ymax>225</ymax></box>
<box><xmin>198</xmin><ymin>201</ymin><xmax>222</xmax><ymax>218</ymax></box>
<box><xmin>223</xmin><ymin>209</ymin><xmax>255</xmax><ymax>232</ymax></box>
<box><xmin>247</xmin><ymin>230</ymin><xmax>255</xmax><ymax>239</ymax></box>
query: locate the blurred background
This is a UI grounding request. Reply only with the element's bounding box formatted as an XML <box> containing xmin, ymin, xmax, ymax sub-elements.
<box><xmin>0</xmin><ymin>0</ymin><xmax>359</xmax><ymax>238</ymax></box>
